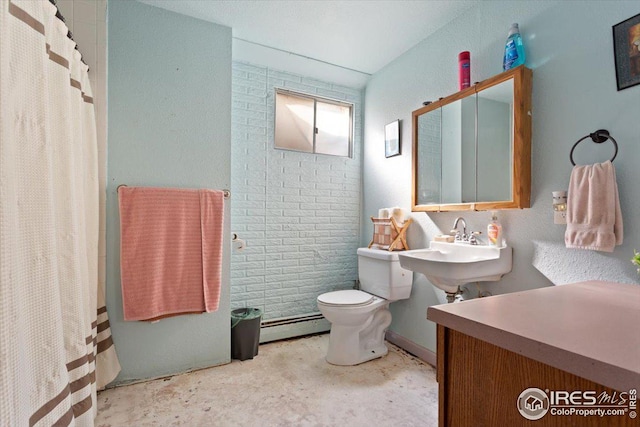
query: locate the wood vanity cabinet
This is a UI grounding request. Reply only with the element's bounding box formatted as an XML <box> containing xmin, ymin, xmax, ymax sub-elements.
<box><xmin>428</xmin><ymin>281</ymin><xmax>639</xmax><ymax>427</ymax></box>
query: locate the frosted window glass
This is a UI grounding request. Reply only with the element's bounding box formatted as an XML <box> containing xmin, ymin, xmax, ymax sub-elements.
<box><xmin>315</xmin><ymin>101</ymin><xmax>351</xmax><ymax>157</ymax></box>
<box><xmin>275</xmin><ymin>92</ymin><xmax>314</xmax><ymax>153</ymax></box>
<box><xmin>274</xmin><ymin>90</ymin><xmax>352</xmax><ymax>157</ymax></box>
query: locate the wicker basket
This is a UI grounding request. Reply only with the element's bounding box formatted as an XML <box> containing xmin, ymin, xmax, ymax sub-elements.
<box><xmin>368</xmin><ymin>216</ymin><xmax>412</xmax><ymax>251</ymax></box>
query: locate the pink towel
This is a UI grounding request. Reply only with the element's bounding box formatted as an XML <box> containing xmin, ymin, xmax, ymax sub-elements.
<box><xmin>565</xmin><ymin>161</ymin><xmax>623</xmax><ymax>252</ymax></box>
<box><xmin>118</xmin><ymin>187</ymin><xmax>224</xmax><ymax>321</ymax></box>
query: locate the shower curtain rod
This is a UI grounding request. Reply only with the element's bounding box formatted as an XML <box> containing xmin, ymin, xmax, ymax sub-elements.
<box><xmin>48</xmin><ymin>0</ymin><xmax>88</xmax><ymax>69</ymax></box>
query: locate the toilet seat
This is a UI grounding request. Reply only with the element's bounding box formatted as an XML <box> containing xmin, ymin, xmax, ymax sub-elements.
<box><xmin>317</xmin><ymin>290</ymin><xmax>374</xmax><ymax>307</ymax></box>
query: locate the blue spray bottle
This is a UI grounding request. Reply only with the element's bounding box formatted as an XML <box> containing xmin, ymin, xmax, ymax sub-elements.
<box><xmin>503</xmin><ymin>23</ymin><xmax>525</xmax><ymax>71</ymax></box>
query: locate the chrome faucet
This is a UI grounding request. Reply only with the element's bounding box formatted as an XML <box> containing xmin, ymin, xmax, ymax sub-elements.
<box><xmin>451</xmin><ymin>217</ymin><xmax>467</xmax><ymax>242</ymax></box>
<box><xmin>451</xmin><ymin>217</ymin><xmax>483</xmax><ymax>244</ymax></box>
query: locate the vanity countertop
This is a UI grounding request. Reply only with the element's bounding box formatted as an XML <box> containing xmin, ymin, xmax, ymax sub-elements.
<box><xmin>427</xmin><ymin>281</ymin><xmax>640</xmax><ymax>391</ymax></box>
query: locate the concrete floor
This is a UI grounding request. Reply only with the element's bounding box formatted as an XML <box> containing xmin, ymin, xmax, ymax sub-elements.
<box><xmin>96</xmin><ymin>334</ymin><xmax>439</xmax><ymax>427</ymax></box>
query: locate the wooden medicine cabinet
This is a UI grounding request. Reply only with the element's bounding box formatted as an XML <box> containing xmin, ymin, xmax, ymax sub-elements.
<box><xmin>411</xmin><ymin>66</ymin><xmax>532</xmax><ymax>212</ymax></box>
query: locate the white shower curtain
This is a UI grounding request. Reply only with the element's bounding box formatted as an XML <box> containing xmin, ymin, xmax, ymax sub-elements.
<box><xmin>0</xmin><ymin>1</ymin><xmax>120</xmax><ymax>425</ymax></box>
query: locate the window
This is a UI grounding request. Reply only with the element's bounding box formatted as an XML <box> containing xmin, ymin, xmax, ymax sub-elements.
<box><xmin>274</xmin><ymin>89</ymin><xmax>353</xmax><ymax>157</ymax></box>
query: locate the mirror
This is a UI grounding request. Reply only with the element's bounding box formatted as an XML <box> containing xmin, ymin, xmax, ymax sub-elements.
<box><xmin>412</xmin><ymin>66</ymin><xmax>531</xmax><ymax>211</ymax></box>
<box><xmin>477</xmin><ymin>79</ymin><xmax>513</xmax><ymax>202</ymax></box>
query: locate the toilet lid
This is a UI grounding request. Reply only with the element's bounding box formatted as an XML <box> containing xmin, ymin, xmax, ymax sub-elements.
<box><xmin>317</xmin><ymin>290</ymin><xmax>374</xmax><ymax>307</ymax></box>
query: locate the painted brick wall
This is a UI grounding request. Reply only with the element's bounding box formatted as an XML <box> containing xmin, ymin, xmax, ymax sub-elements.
<box><xmin>231</xmin><ymin>62</ymin><xmax>363</xmax><ymax>321</ymax></box>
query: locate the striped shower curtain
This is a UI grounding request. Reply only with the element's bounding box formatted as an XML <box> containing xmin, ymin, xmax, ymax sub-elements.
<box><xmin>0</xmin><ymin>1</ymin><xmax>120</xmax><ymax>425</ymax></box>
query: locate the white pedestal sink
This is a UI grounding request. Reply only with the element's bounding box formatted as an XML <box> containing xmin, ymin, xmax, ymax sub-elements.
<box><xmin>398</xmin><ymin>241</ymin><xmax>512</xmax><ymax>300</ymax></box>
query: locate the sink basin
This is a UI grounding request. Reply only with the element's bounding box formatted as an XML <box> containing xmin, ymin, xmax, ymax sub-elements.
<box><xmin>398</xmin><ymin>241</ymin><xmax>513</xmax><ymax>294</ymax></box>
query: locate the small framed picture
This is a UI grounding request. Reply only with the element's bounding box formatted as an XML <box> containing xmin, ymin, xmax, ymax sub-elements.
<box><xmin>385</xmin><ymin>120</ymin><xmax>401</xmax><ymax>158</ymax></box>
<box><xmin>613</xmin><ymin>12</ymin><xmax>640</xmax><ymax>91</ymax></box>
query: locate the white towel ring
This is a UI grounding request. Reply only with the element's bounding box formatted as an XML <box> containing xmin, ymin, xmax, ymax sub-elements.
<box><xmin>569</xmin><ymin>129</ymin><xmax>618</xmax><ymax>166</ymax></box>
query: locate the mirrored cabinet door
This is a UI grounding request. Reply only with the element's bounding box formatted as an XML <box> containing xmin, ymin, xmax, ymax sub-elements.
<box><xmin>416</xmin><ymin>108</ymin><xmax>441</xmax><ymax>205</ymax></box>
<box><xmin>440</xmin><ymin>99</ymin><xmax>463</xmax><ymax>204</ymax></box>
<box><xmin>477</xmin><ymin>78</ymin><xmax>513</xmax><ymax>203</ymax></box>
<box><xmin>411</xmin><ymin>65</ymin><xmax>531</xmax><ymax>212</ymax></box>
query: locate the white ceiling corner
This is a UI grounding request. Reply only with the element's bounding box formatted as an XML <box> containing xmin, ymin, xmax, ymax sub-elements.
<box><xmin>136</xmin><ymin>0</ymin><xmax>477</xmax><ymax>87</ymax></box>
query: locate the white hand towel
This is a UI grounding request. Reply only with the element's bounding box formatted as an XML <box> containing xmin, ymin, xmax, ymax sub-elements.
<box><xmin>564</xmin><ymin>161</ymin><xmax>623</xmax><ymax>252</ymax></box>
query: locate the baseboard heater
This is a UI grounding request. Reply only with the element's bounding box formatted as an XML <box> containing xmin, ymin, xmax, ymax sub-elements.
<box><xmin>259</xmin><ymin>312</ymin><xmax>330</xmax><ymax>343</ymax></box>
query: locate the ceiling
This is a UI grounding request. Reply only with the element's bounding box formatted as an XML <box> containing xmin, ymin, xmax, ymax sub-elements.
<box><xmin>137</xmin><ymin>0</ymin><xmax>477</xmax><ymax>87</ymax></box>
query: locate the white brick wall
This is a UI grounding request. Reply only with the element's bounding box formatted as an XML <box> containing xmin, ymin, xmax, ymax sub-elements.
<box><xmin>231</xmin><ymin>62</ymin><xmax>362</xmax><ymax>320</ymax></box>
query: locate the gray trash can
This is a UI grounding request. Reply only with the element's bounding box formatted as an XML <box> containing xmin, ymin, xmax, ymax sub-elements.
<box><xmin>230</xmin><ymin>308</ymin><xmax>262</xmax><ymax>361</ymax></box>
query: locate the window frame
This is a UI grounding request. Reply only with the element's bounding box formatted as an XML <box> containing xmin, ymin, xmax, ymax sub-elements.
<box><xmin>274</xmin><ymin>88</ymin><xmax>354</xmax><ymax>158</ymax></box>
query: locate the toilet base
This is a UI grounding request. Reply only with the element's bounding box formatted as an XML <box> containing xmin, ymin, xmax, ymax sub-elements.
<box><xmin>326</xmin><ymin>342</ymin><xmax>389</xmax><ymax>366</ymax></box>
<box><xmin>324</xmin><ymin>304</ymin><xmax>392</xmax><ymax>366</ymax></box>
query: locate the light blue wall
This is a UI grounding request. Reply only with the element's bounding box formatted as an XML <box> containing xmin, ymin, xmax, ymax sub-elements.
<box><xmin>363</xmin><ymin>1</ymin><xmax>640</xmax><ymax>354</ymax></box>
<box><xmin>107</xmin><ymin>0</ymin><xmax>232</xmax><ymax>383</ymax></box>
<box><xmin>230</xmin><ymin>62</ymin><xmax>362</xmax><ymax>320</ymax></box>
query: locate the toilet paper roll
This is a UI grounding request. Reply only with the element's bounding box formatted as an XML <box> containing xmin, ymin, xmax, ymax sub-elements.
<box><xmin>391</xmin><ymin>207</ymin><xmax>404</xmax><ymax>224</ymax></box>
<box><xmin>378</xmin><ymin>208</ymin><xmax>390</xmax><ymax>219</ymax></box>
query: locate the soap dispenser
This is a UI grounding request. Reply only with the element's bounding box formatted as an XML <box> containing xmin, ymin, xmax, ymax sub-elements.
<box><xmin>487</xmin><ymin>211</ymin><xmax>503</xmax><ymax>247</ymax></box>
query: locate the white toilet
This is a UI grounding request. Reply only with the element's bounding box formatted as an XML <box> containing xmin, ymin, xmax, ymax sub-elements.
<box><xmin>317</xmin><ymin>248</ymin><xmax>413</xmax><ymax>365</ymax></box>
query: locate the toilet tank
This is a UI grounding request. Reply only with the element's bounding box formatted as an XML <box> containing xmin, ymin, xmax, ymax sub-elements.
<box><xmin>357</xmin><ymin>248</ymin><xmax>413</xmax><ymax>301</ymax></box>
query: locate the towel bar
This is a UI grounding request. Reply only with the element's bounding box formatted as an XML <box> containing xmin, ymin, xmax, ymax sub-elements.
<box><xmin>116</xmin><ymin>185</ymin><xmax>230</xmax><ymax>199</ymax></box>
<box><xmin>569</xmin><ymin>129</ymin><xmax>618</xmax><ymax>166</ymax></box>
